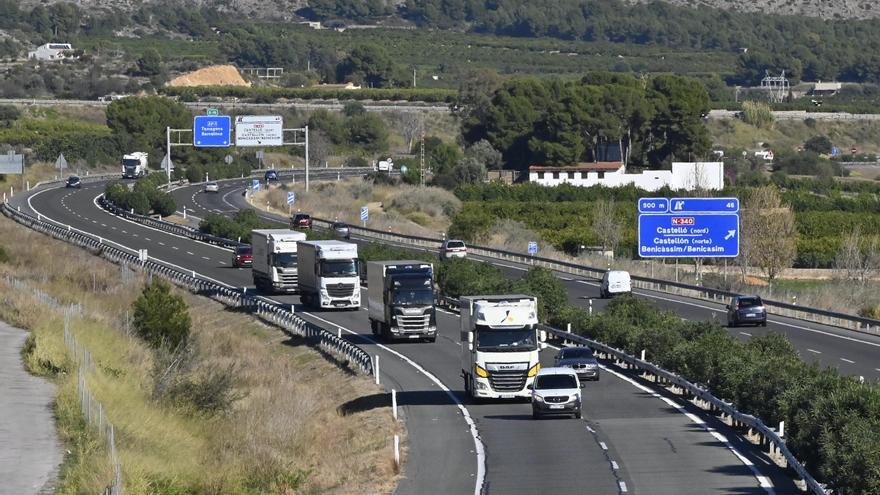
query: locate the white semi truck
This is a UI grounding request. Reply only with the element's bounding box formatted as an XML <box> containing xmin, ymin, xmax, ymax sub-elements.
<box><xmin>122</xmin><ymin>152</ymin><xmax>149</xmax><ymax>179</ymax></box>
<box><xmin>297</xmin><ymin>240</ymin><xmax>360</xmax><ymax>310</ymax></box>
<box><xmin>461</xmin><ymin>295</ymin><xmax>543</xmax><ymax>399</ymax></box>
<box><xmin>251</xmin><ymin>229</ymin><xmax>307</xmax><ymax>293</ymax></box>
<box><xmin>367</xmin><ymin>260</ymin><xmax>437</xmax><ymax>342</ymax></box>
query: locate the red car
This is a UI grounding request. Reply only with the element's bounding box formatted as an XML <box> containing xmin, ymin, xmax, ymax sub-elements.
<box><xmin>291</xmin><ymin>213</ymin><xmax>312</xmax><ymax>229</ymax></box>
<box><xmin>232</xmin><ymin>245</ymin><xmax>253</xmax><ymax>268</ymax></box>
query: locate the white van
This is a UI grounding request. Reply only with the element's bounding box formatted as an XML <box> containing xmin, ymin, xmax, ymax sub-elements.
<box><xmin>600</xmin><ymin>270</ymin><xmax>631</xmax><ymax>298</ymax></box>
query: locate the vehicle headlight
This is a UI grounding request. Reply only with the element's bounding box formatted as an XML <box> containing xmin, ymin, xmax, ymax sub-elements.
<box><xmin>475</xmin><ymin>364</ymin><xmax>489</xmax><ymax>378</ymax></box>
<box><xmin>533</xmin><ymin>395</ymin><xmax>545</xmax><ymax>403</ymax></box>
<box><xmin>527</xmin><ymin>363</ymin><xmax>541</xmax><ymax>377</ymax></box>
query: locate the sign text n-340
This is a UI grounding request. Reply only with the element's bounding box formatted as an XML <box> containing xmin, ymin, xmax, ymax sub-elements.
<box><xmin>638</xmin><ymin>214</ymin><xmax>739</xmax><ymax>258</ymax></box>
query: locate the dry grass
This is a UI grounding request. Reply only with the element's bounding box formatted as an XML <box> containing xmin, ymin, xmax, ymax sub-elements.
<box><xmin>708</xmin><ymin>118</ymin><xmax>880</xmax><ymax>154</ymax></box>
<box><xmin>253</xmin><ymin>177</ymin><xmax>459</xmax><ymax>236</ymax></box>
<box><xmin>0</xmin><ymin>215</ymin><xmax>402</xmax><ymax>494</ymax></box>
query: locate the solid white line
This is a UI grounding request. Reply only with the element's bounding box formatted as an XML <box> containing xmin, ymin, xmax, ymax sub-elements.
<box><xmin>841</xmin><ymin>358</ymin><xmax>855</xmax><ymax>364</ymax></box>
<box><xmin>807</xmin><ymin>349</ymin><xmax>821</xmax><ymax>354</ymax></box>
<box><xmin>303</xmin><ymin>311</ymin><xmax>486</xmax><ymax>495</ymax></box>
<box><xmin>598</xmin><ymin>364</ymin><xmax>776</xmax><ymax>494</ymax></box>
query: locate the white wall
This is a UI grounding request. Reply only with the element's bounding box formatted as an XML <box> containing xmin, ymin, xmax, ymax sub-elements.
<box><xmin>528</xmin><ymin>162</ymin><xmax>724</xmax><ymax>191</ymax></box>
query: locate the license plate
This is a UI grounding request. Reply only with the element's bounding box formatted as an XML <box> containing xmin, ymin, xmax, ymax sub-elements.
<box><xmin>408</xmin><ymin>334</ymin><xmax>420</xmax><ymax>339</ymax></box>
<box><xmin>500</xmin><ymin>394</ymin><xmax>514</xmax><ymax>399</ymax></box>
<box><xmin>550</xmin><ymin>405</ymin><xmax>564</xmax><ymax>409</ymax></box>
<box><xmin>746</xmin><ymin>313</ymin><xmax>756</xmax><ymax>317</ymax></box>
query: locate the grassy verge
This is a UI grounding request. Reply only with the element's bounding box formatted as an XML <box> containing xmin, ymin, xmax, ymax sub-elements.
<box><xmin>0</xmin><ymin>215</ymin><xmax>401</xmax><ymax>494</ymax></box>
<box><xmin>708</xmin><ymin>118</ymin><xmax>880</xmax><ymax>155</ymax></box>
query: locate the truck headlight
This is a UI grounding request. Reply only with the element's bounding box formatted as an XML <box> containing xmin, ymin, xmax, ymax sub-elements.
<box><xmin>527</xmin><ymin>363</ymin><xmax>541</xmax><ymax>377</ymax></box>
<box><xmin>475</xmin><ymin>364</ymin><xmax>489</xmax><ymax>378</ymax></box>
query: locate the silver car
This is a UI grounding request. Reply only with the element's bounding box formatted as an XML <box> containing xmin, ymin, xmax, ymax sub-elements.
<box><xmin>332</xmin><ymin>221</ymin><xmax>351</xmax><ymax>239</ymax></box>
<box><xmin>204</xmin><ymin>182</ymin><xmax>219</xmax><ymax>193</ymax></box>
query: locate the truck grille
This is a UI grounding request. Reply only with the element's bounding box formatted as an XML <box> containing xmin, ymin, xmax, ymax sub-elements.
<box><xmin>279</xmin><ymin>273</ymin><xmax>298</xmax><ymax>285</ymax></box>
<box><xmin>489</xmin><ymin>370</ymin><xmax>527</xmax><ymax>392</ymax></box>
<box><xmin>396</xmin><ymin>314</ymin><xmax>431</xmax><ymax>332</ymax></box>
<box><xmin>327</xmin><ymin>283</ymin><xmax>355</xmax><ymax>298</ymax></box>
<box><xmin>545</xmin><ymin>395</ymin><xmax>569</xmax><ymax>403</ymax></box>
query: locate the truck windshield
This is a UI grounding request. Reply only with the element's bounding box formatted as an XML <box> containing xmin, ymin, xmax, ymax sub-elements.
<box><xmin>272</xmin><ymin>252</ymin><xmax>297</xmax><ymax>268</ymax></box>
<box><xmin>475</xmin><ymin>326</ymin><xmax>537</xmax><ymax>352</ymax></box>
<box><xmin>122</xmin><ymin>159</ymin><xmax>140</xmax><ymax>167</ymax></box>
<box><xmin>535</xmin><ymin>374</ymin><xmax>577</xmax><ymax>390</ymax></box>
<box><xmin>321</xmin><ymin>259</ymin><xmax>357</xmax><ymax>277</ymax></box>
<box><xmin>392</xmin><ymin>289</ymin><xmax>433</xmax><ymax>306</ymax></box>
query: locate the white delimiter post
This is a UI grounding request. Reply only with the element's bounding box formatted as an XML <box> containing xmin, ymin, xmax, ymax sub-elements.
<box><xmin>166</xmin><ymin>126</ymin><xmax>172</xmax><ymax>185</ymax></box>
<box><xmin>304</xmin><ymin>125</ymin><xmax>310</xmax><ymax>192</ymax></box>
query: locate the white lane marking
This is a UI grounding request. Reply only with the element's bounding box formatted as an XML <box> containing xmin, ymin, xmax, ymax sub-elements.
<box><xmin>100</xmin><ymin>223</ymin><xmax>106</xmax><ymax>227</ymax></box>
<box><xmin>202</xmin><ymin>256</ymin><xmax>210</xmax><ymax>260</ymax></box>
<box><xmin>611</xmin><ymin>461</ymin><xmax>619</xmax><ymax>470</ymax></box>
<box><xmin>121</xmin><ymin>230</ymin><xmax>127</xmax><ymax>234</ymax></box>
<box><xmin>739</xmin><ymin>332</ymin><xmax>752</xmax><ymax>337</ymax></box>
<box><xmin>132</xmin><ymin>233</ymin><xmax>138</xmax><ymax>237</ymax></box>
<box><xmin>144</xmin><ymin>237</ymin><xmax>151</xmax><ymax>241</ymax></box>
<box><xmin>111</xmin><ymin>226</ymin><xmax>117</xmax><ymax>230</ymax></box>
<box><xmin>807</xmin><ymin>349</ymin><xmax>821</xmax><ymax>354</ymax></box>
<box><xmin>598</xmin><ymin>364</ymin><xmax>776</xmax><ymax>494</ymax></box>
<box><xmin>186</xmin><ymin>251</ymin><xmax>194</xmax><ymax>255</ymax></box>
<box><xmin>303</xmin><ymin>311</ymin><xmax>486</xmax><ymax>495</ymax></box>
<box><xmin>586</xmin><ymin>425</ymin><xmax>596</xmax><ymax>433</ymax></box>
<box><xmin>219</xmin><ymin>261</ymin><xmax>226</xmax><ymax>265</ymax></box>
<box><xmin>841</xmin><ymin>358</ymin><xmax>855</xmax><ymax>364</ymax></box>
<box><xmin>875</xmin><ymin>368</ymin><xmax>880</xmax><ymax>373</ymax></box>
<box><xmin>158</xmin><ymin>242</ymin><xmax>165</xmax><ymax>246</ymax></box>
<box><xmin>172</xmin><ymin>246</ymin><xmax>179</xmax><ymax>250</ymax></box>
<box><xmin>599</xmin><ymin>441</ymin><xmax>608</xmax><ymax>451</ymax></box>
<box><xmin>488</xmin><ymin>261</ymin><xmax>526</xmax><ymax>271</ymax></box>
<box><xmin>619</xmin><ymin>481</ymin><xmax>628</xmax><ymax>493</ymax></box>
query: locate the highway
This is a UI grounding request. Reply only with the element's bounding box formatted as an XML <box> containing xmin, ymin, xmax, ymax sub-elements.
<box><xmin>11</xmin><ymin>178</ymin><xmax>804</xmax><ymax>494</ymax></box>
<box><xmin>183</xmin><ymin>177</ymin><xmax>880</xmax><ymax>380</ymax></box>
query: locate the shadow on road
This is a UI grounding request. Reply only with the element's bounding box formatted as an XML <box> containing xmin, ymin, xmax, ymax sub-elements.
<box><xmin>338</xmin><ymin>390</ymin><xmax>459</xmax><ymax>416</ymax></box>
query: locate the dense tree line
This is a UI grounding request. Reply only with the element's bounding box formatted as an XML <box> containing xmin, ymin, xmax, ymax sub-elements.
<box><xmin>462</xmin><ymin>73</ymin><xmax>710</xmax><ymax>169</ymax></box>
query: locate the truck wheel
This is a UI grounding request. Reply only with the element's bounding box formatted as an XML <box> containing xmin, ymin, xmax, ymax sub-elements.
<box><xmin>574</xmin><ymin>410</ymin><xmax>582</xmax><ymax>419</ymax></box>
<box><xmin>532</xmin><ymin>410</ymin><xmax>540</xmax><ymax>419</ymax></box>
<box><xmin>463</xmin><ymin>374</ymin><xmax>470</xmax><ymax>394</ymax></box>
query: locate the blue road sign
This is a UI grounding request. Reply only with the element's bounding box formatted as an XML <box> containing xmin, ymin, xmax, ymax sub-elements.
<box><xmin>528</xmin><ymin>241</ymin><xmax>538</xmax><ymax>255</ymax></box>
<box><xmin>638</xmin><ymin>213</ymin><xmax>739</xmax><ymax>258</ymax></box>
<box><xmin>638</xmin><ymin>198</ymin><xmax>669</xmax><ymax>214</ymax></box>
<box><xmin>831</xmin><ymin>147</ymin><xmax>839</xmax><ymax>156</ymax></box>
<box><xmin>252</xmin><ymin>179</ymin><xmax>260</xmax><ymax>191</ymax></box>
<box><xmin>669</xmin><ymin>197</ymin><xmax>739</xmax><ymax>213</ymax></box>
<box><xmin>287</xmin><ymin>191</ymin><xmax>295</xmax><ymax>205</ymax></box>
<box><xmin>193</xmin><ymin>116</ymin><xmax>231</xmax><ymax>147</ymax></box>
<box><xmin>360</xmin><ymin>206</ymin><xmax>369</xmax><ymax>222</ymax></box>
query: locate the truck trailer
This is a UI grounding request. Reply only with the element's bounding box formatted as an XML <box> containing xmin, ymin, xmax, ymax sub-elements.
<box><xmin>367</xmin><ymin>260</ymin><xmax>437</xmax><ymax>342</ymax></box>
<box><xmin>122</xmin><ymin>152</ymin><xmax>149</xmax><ymax>179</ymax></box>
<box><xmin>251</xmin><ymin>229</ymin><xmax>307</xmax><ymax>293</ymax></box>
<box><xmin>460</xmin><ymin>295</ymin><xmax>543</xmax><ymax>399</ymax></box>
<box><xmin>297</xmin><ymin>240</ymin><xmax>360</xmax><ymax>310</ymax></box>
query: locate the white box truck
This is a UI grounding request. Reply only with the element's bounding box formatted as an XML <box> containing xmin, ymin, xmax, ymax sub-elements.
<box><xmin>298</xmin><ymin>240</ymin><xmax>360</xmax><ymax>310</ymax></box>
<box><xmin>122</xmin><ymin>152</ymin><xmax>149</xmax><ymax>179</ymax></box>
<box><xmin>368</xmin><ymin>260</ymin><xmax>437</xmax><ymax>342</ymax></box>
<box><xmin>251</xmin><ymin>229</ymin><xmax>307</xmax><ymax>293</ymax></box>
<box><xmin>461</xmin><ymin>295</ymin><xmax>543</xmax><ymax>399</ymax></box>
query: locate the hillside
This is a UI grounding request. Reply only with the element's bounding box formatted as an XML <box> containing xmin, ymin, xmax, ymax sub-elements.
<box><xmin>15</xmin><ymin>0</ymin><xmax>880</xmax><ymax>21</ymax></box>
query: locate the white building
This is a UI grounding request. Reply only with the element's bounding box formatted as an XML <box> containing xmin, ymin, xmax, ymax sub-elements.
<box><xmin>28</xmin><ymin>43</ymin><xmax>73</xmax><ymax>61</ymax></box>
<box><xmin>528</xmin><ymin>161</ymin><xmax>724</xmax><ymax>191</ymax></box>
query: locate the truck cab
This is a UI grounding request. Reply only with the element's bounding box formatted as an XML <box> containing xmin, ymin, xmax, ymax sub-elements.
<box><xmin>461</xmin><ymin>295</ymin><xmax>543</xmax><ymax>400</ymax></box>
<box><xmin>368</xmin><ymin>260</ymin><xmax>437</xmax><ymax>342</ymax></box>
<box><xmin>298</xmin><ymin>240</ymin><xmax>361</xmax><ymax>310</ymax></box>
<box><xmin>122</xmin><ymin>152</ymin><xmax>149</xmax><ymax>179</ymax></box>
<box><xmin>251</xmin><ymin>229</ymin><xmax>307</xmax><ymax>293</ymax></box>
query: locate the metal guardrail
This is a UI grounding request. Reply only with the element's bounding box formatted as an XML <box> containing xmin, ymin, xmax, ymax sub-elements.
<box><xmin>435</xmin><ymin>293</ymin><xmax>827</xmax><ymax>494</ymax></box>
<box><xmin>1</xmin><ymin>203</ymin><xmax>373</xmax><ymax>375</ymax></box>
<box><xmin>311</xmin><ymin>218</ymin><xmax>880</xmax><ymax>335</ymax></box>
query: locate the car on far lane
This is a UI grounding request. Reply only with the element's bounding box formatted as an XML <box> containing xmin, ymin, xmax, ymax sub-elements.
<box><xmin>65</xmin><ymin>176</ymin><xmax>82</xmax><ymax>188</ymax></box>
<box><xmin>439</xmin><ymin>239</ymin><xmax>467</xmax><ymax>260</ymax></box>
<box><xmin>599</xmin><ymin>270</ymin><xmax>631</xmax><ymax>298</ymax></box>
<box><xmin>264</xmin><ymin>170</ymin><xmax>279</xmax><ymax>182</ymax></box>
<box><xmin>204</xmin><ymin>182</ymin><xmax>219</xmax><ymax>193</ymax></box>
<box><xmin>726</xmin><ymin>295</ymin><xmax>767</xmax><ymax>327</ymax></box>
<box><xmin>554</xmin><ymin>346</ymin><xmax>600</xmax><ymax>381</ymax></box>
<box><xmin>291</xmin><ymin>213</ymin><xmax>312</xmax><ymax>229</ymax></box>
<box><xmin>529</xmin><ymin>367</ymin><xmax>583</xmax><ymax>419</ymax></box>
<box><xmin>332</xmin><ymin>221</ymin><xmax>351</xmax><ymax>239</ymax></box>
<box><xmin>231</xmin><ymin>245</ymin><xmax>253</xmax><ymax>268</ymax></box>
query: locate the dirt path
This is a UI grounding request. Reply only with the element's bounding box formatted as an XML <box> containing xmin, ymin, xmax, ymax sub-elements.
<box><xmin>0</xmin><ymin>322</ymin><xmax>61</xmax><ymax>494</ymax></box>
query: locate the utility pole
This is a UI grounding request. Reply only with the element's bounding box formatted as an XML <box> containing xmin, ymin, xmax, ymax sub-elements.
<box><xmin>165</xmin><ymin>126</ymin><xmax>171</xmax><ymax>185</ymax></box>
<box><xmin>413</xmin><ymin>67</ymin><xmax>417</xmax><ymax>88</ymax></box>
<box><xmin>419</xmin><ymin>116</ymin><xmax>425</xmax><ymax>187</ymax></box>
<box><xmin>304</xmin><ymin>125</ymin><xmax>310</xmax><ymax>192</ymax></box>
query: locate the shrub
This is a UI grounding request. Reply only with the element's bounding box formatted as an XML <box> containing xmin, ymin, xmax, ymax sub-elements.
<box><xmin>132</xmin><ymin>279</ymin><xmax>191</xmax><ymax>350</ymax></box>
<box><xmin>0</xmin><ymin>245</ymin><xmax>9</xmax><ymax>263</ymax></box>
<box><xmin>447</xmin><ymin>206</ymin><xmax>495</xmax><ymax>243</ymax></box>
<box><xmin>436</xmin><ymin>257</ymin><xmax>508</xmax><ymax>298</ymax></box>
<box><xmin>741</xmin><ymin>101</ymin><xmax>774</xmax><ymax>129</ymax></box>
<box><xmin>510</xmin><ymin>267</ymin><xmax>567</xmax><ymax>322</ymax></box>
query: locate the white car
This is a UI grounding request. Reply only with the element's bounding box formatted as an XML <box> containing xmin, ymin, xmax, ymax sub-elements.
<box><xmin>204</xmin><ymin>182</ymin><xmax>219</xmax><ymax>193</ymax></box>
<box><xmin>600</xmin><ymin>270</ymin><xmax>631</xmax><ymax>298</ymax></box>
<box><xmin>439</xmin><ymin>239</ymin><xmax>467</xmax><ymax>259</ymax></box>
<box><xmin>530</xmin><ymin>367</ymin><xmax>582</xmax><ymax>419</ymax></box>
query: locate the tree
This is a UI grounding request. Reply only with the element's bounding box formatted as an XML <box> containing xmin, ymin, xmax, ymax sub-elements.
<box><xmin>345</xmin><ymin>113</ymin><xmax>389</xmax><ymax>152</ymax></box>
<box><xmin>510</xmin><ymin>267</ymin><xmax>567</xmax><ymax>322</ymax></box>
<box><xmin>136</xmin><ymin>48</ymin><xmax>163</xmax><ymax>77</ymax></box>
<box><xmin>741</xmin><ymin>186</ymin><xmax>798</xmax><ymax>283</ymax></box>
<box><xmin>0</xmin><ymin>104</ymin><xmax>20</xmax><ymax>124</ymax></box>
<box><xmin>804</xmin><ymin>134</ymin><xmax>833</xmax><ymax>155</ymax></box>
<box><xmin>343</xmin><ymin>101</ymin><xmax>366</xmax><ymax>117</ymax></box>
<box><xmin>834</xmin><ymin>226</ymin><xmax>880</xmax><ymax>286</ymax></box>
<box><xmin>106</xmin><ymin>96</ymin><xmax>191</xmax><ymax>155</ymax></box>
<box><xmin>647</xmin><ymin>74</ymin><xmax>711</xmax><ymax>165</ymax></box>
<box><xmin>465</xmin><ymin>139</ymin><xmax>503</xmax><ymax>170</ymax></box>
<box><xmin>336</xmin><ymin>44</ymin><xmax>401</xmax><ymax>88</ymax></box>
<box><xmin>132</xmin><ymin>278</ymin><xmax>191</xmax><ymax>349</ymax></box>
<box><xmin>592</xmin><ymin>199</ymin><xmax>622</xmax><ymax>254</ymax></box>
<box><xmin>308</xmin><ymin>130</ymin><xmax>333</xmax><ymax>168</ymax></box>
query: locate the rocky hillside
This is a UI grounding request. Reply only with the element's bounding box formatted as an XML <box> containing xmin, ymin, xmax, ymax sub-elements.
<box><xmin>16</xmin><ymin>0</ymin><xmax>880</xmax><ymax>20</ymax></box>
<box><xmin>629</xmin><ymin>0</ymin><xmax>880</xmax><ymax>20</ymax></box>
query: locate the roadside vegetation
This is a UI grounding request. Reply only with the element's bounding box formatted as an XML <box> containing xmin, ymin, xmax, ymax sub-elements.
<box><xmin>0</xmin><ymin>215</ymin><xmax>400</xmax><ymax>494</ymax></box>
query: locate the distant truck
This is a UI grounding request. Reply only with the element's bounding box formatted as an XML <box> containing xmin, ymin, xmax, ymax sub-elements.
<box><xmin>251</xmin><ymin>229</ymin><xmax>307</xmax><ymax>293</ymax></box>
<box><xmin>367</xmin><ymin>260</ymin><xmax>437</xmax><ymax>342</ymax></box>
<box><xmin>297</xmin><ymin>240</ymin><xmax>361</xmax><ymax>310</ymax></box>
<box><xmin>461</xmin><ymin>295</ymin><xmax>542</xmax><ymax>400</ymax></box>
<box><xmin>122</xmin><ymin>152</ymin><xmax>149</xmax><ymax>179</ymax></box>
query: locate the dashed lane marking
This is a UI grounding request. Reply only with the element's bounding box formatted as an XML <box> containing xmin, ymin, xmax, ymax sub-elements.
<box><xmin>807</xmin><ymin>349</ymin><xmax>821</xmax><ymax>354</ymax></box>
<box><xmin>841</xmin><ymin>358</ymin><xmax>855</xmax><ymax>364</ymax></box>
<box><xmin>739</xmin><ymin>332</ymin><xmax>752</xmax><ymax>337</ymax></box>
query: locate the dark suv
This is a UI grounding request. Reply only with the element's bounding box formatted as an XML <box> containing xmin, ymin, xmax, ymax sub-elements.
<box><xmin>65</xmin><ymin>176</ymin><xmax>82</xmax><ymax>188</ymax></box>
<box><xmin>264</xmin><ymin>170</ymin><xmax>278</xmax><ymax>181</ymax></box>
<box><xmin>291</xmin><ymin>213</ymin><xmax>312</xmax><ymax>229</ymax></box>
<box><xmin>726</xmin><ymin>295</ymin><xmax>767</xmax><ymax>327</ymax></box>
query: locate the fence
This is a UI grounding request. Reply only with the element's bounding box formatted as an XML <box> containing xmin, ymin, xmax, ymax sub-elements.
<box><xmin>64</xmin><ymin>314</ymin><xmax>122</xmax><ymax>495</ymax></box>
<box><xmin>0</xmin><ymin>203</ymin><xmax>373</xmax><ymax>376</ymax></box>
